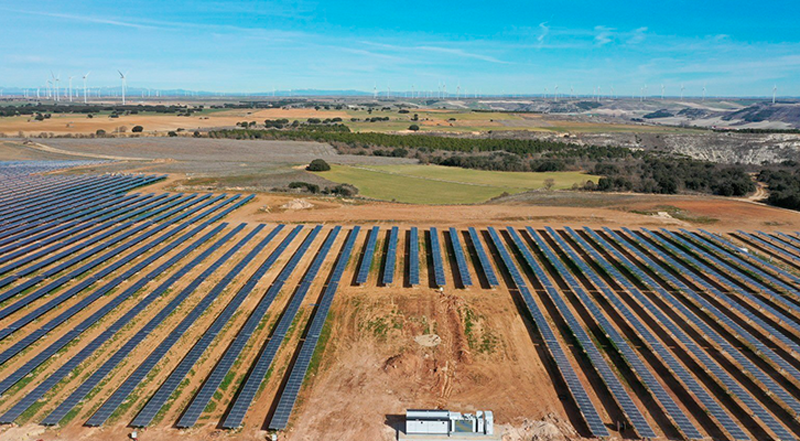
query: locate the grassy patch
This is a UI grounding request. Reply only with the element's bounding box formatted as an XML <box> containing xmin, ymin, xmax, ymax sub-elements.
<box><xmin>315</xmin><ymin>164</ymin><xmax>598</xmax><ymax>204</ymax></box>
<box><xmin>631</xmin><ymin>205</ymin><xmax>718</xmax><ymax>224</ymax></box>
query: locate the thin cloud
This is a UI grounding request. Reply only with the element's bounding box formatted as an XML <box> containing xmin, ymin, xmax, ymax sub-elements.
<box><xmin>416</xmin><ymin>46</ymin><xmax>512</xmax><ymax>64</ymax></box>
<box><xmin>628</xmin><ymin>27</ymin><xmax>648</xmax><ymax>44</ymax></box>
<box><xmin>594</xmin><ymin>26</ymin><xmax>615</xmax><ymax>46</ymax></box>
<box><xmin>0</xmin><ymin>8</ymin><xmax>162</xmax><ymax>30</ymax></box>
<box><xmin>537</xmin><ymin>22</ymin><xmax>549</xmax><ymax>47</ymax></box>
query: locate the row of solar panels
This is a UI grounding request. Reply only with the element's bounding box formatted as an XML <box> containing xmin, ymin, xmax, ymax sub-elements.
<box><xmin>353</xmin><ymin>226</ymin><xmax>497</xmax><ymax>288</ymax></box>
<box><xmin>0</xmin><ymin>160</ymin><xmax>110</xmax><ymax>179</ymax></box>
<box><xmin>0</xmin><ymin>173</ymin><xmax>162</xmax><ymax>226</ymax></box>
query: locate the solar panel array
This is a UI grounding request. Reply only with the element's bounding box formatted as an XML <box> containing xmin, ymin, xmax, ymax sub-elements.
<box><xmin>429</xmin><ymin>227</ymin><xmax>446</xmax><ymax>287</ymax></box>
<box><xmin>268</xmin><ymin>226</ymin><xmax>360</xmax><ymax>430</ymax></box>
<box><xmin>505</xmin><ymin>228</ymin><xmax>656</xmax><ymax>439</ymax></box>
<box><xmin>599</xmin><ymin>228</ymin><xmax>800</xmax><ymax>416</ymax></box>
<box><xmin>559</xmin><ymin>227</ymin><xmax>754</xmax><ymax>441</ymax></box>
<box><xmin>526</xmin><ymin>227</ymin><xmax>701</xmax><ymax>440</ymax></box>
<box><xmin>382</xmin><ymin>226</ymin><xmax>399</xmax><ymax>285</ymax></box>
<box><xmin>176</xmin><ymin>225</ymin><xmax>315</xmax><ymax>428</ymax></box>
<box><xmin>6</xmin><ymin>163</ymin><xmax>800</xmax><ymax>439</ymax></box>
<box><xmin>468</xmin><ymin>227</ymin><xmax>499</xmax><ymax>286</ymax></box>
<box><xmin>219</xmin><ymin>226</ymin><xmax>338</xmax><ymax>429</ymax></box>
<box><xmin>577</xmin><ymin>228</ymin><xmax>799</xmax><ymax>440</ymax></box>
<box><xmin>355</xmin><ymin>226</ymin><xmax>379</xmax><ymax>284</ymax></box>
<box><xmin>448</xmin><ymin>227</ymin><xmax>472</xmax><ymax>287</ymax></box>
<box><xmin>408</xmin><ymin>227</ymin><xmax>420</xmax><ymax>286</ymax></box>
<box><xmin>484</xmin><ymin>227</ymin><xmax>609</xmax><ymax>438</ymax></box>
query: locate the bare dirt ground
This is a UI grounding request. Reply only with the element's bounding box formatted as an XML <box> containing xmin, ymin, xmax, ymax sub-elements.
<box><xmin>0</xmin><ymin>108</ymin><xmax>351</xmax><ymax>137</ymax></box>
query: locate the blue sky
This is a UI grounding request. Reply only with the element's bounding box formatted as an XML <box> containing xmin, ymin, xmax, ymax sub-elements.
<box><xmin>1</xmin><ymin>0</ymin><xmax>799</xmax><ymax>96</ymax></box>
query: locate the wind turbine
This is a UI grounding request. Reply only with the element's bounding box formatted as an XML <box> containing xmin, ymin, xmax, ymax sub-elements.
<box><xmin>661</xmin><ymin>84</ymin><xmax>665</xmax><ymax>100</ymax></box>
<box><xmin>554</xmin><ymin>85</ymin><xmax>559</xmax><ymax>101</ymax></box>
<box><xmin>46</xmin><ymin>80</ymin><xmax>51</xmax><ymax>99</ymax></box>
<box><xmin>680</xmin><ymin>84</ymin><xmax>685</xmax><ymax>100</ymax></box>
<box><xmin>373</xmin><ymin>83</ymin><xmax>377</xmax><ymax>99</ymax></box>
<box><xmin>702</xmin><ymin>83</ymin><xmax>706</xmax><ymax>101</ymax></box>
<box><xmin>570</xmin><ymin>85</ymin><xmax>574</xmax><ymax>100</ymax></box>
<box><xmin>68</xmin><ymin>76</ymin><xmax>74</xmax><ymax>102</ymax></box>
<box><xmin>118</xmin><ymin>70</ymin><xmax>127</xmax><ymax>105</ymax></box>
<box><xmin>597</xmin><ymin>86</ymin><xmax>601</xmax><ymax>102</ymax></box>
<box><xmin>773</xmin><ymin>85</ymin><xmax>777</xmax><ymax>104</ymax></box>
<box><xmin>610</xmin><ymin>86</ymin><xmax>615</xmax><ymax>99</ymax></box>
<box><xmin>50</xmin><ymin>72</ymin><xmax>60</xmax><ymax>102</ymax></box>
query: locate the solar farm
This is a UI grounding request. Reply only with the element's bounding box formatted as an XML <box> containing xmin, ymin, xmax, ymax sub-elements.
<box><xmin>3</xmin><ymin>161</ymin><xmax>800</xmax><ymax>441</ymax></box>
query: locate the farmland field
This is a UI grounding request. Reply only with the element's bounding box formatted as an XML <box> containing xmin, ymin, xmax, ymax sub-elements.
<box><xmin>313</xmin><ymin>164</ymin><xmax>599</xmax><ymax>204</ymax></box>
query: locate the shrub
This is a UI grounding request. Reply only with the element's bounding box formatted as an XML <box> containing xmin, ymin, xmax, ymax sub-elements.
<box><xmin>326</xmin><ymin>183</ymin><xmax>358</xmax><ymax>197</ymax></box>
<box><xmin>131</xmin><ymin>125</ymin><xmax>143</xmax><ymax>133</ymax></box>
<box><xmin>288</xmin><ymin>181</ymin><xmax>320</xmax><ymax>193</ymax></box>
<box><xmin>168</xmin><ymin>131</ymin><xmax>178</xmax><ymax>137</ymax></box>
<box><xmin>306</xmin><ymin>159</ymin><xmax>331</xmax><ymax>172</ymax></box>
<box><xmin>408</xmin><ymin>124</ymin><xmax>420</xmax><ymax>131</ymax></box>
<box><xmin>95</xmin><ymin>129</ymin><xmax>106</xmax><ymax>136</ymax></box>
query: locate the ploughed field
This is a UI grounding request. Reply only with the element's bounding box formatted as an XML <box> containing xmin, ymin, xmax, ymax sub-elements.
<box><xmin>2</xmin><ymin>161</ymin><xmax>800</xmax><ymax>441</ymax></box>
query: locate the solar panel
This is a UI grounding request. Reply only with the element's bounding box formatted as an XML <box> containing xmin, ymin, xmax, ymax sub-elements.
<box><xmin>598</xmin><ymin>228</ymin><xmax>800</xmax><ymax>417</ymax></box>
<box><xmin>355</xmin><ymin>226</ymin><xmax>379</xmax><ymax>285</ymax></box>
<box><xmin>39</xmin><ymin>224</ymin><xmax>280</xmax><ymax>427</ymax></box>
<box><xmin>267</xmin><ymin>227</ymin><xmax>360</xmax><ymax>430</ymax></box>
<box><xmin>429</xmin><ymin>228</ymin><xmax>446</xmax><ymax>287</ymax></box>
<box><xmin>382</xmin><ymin>226</ymin><xmax>399</xmax><ymax>285</ymax></box>
<box><xmin>215</xmin><ymin>226</ymin><xmax>339</xmax><ymax>429</ymax></box>
<box><xmin>0</xmin><ymin>221</ymin><xmax>229</xmax><ymax>366</ymax></box>
<box><xmin>697</xmin><ymin>229</ymin><xmax>800</xmax><ymax>287</ymax></box>
<box><xmin>5</xmin><ymin>223</ymin><xmax>263</xmax><ymax>426</ymax></box>
<box><xmin>526</xmin><ymin>227</ymin><xmax>700</xmax><ymax>439</ymax></box>
<box><xmin>629</xmin><ymin>228</ymin><xmax>800</xmax><ymax>354</ymax></box>
<box><xmin>174</xmin><ymin>225</ymin><xmax>317</xmax><ymax>429</ymax></box>
<box><xmin>83</xmin><ymin>224</ymin><xmax>266</xmax><ymax>427</ymax></box>
<box><xmin>467</xmin><ymin>227</ymin><xmax>498</xmax><ymax>287</ymax></box>
<box><xmin>557</xmin><ymin>227</ymin><xmax>753</xmax><ymax>441</ymax></box>
<box><xmin>448</xmin><ymin>228</ymin><xmax>472</xmax><ymax>287</ymax></box>
<box><xmin>484</xmin><ymin>227</ymin><xmax>609</xmax><ymax>438</ymax></box>
<box><xmin>503</xmin><ymin>228</ymin><xmax>655</xmax><ymax>438</ymax></box>
<box><xmin>408</xmin><ymin>227</ymin><xmax>420</xmax><ymax>286</ymax></box>
<box><xmin>656</xmin><ymin>229</ymin><xmax>800</xmax><ymax>332</ymax></box>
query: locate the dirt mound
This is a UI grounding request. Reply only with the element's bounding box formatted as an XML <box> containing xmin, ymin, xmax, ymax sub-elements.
<box><xmin>414</xmin><ymin>334</ymin><xmax>442</xmax><ymax>347</ymax></box>
<box><xmin>502</xmin><ymin>414</ymin><xmax>579</xmax><ymax>441</ymax></box>
<box><xmin>281</xmin><ymin>199</ymin><xmax>314</xmax><ymax>210</ymax></box>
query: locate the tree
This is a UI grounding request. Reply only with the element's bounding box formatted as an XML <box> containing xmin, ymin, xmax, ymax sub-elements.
<box><xmin>306</xmin><ymin>158</ymin><xmax>331</xmax><ymax>172</ymax></box>
<box><xmin>132</xmin><ymin>125</ymin><xmax>144</xmax><ymax>133</ymax></box>
<box><xmin>408</xmin><ymin>124</ymin><xmax>420</xmax><ymax>131</ymax></box>
<box><xmin>168</xmin><ymin>131</ymin><xmax>178</xmax><ymax>137</ymax></box>
<box><xmin>95</xmin><ymin>129</ymin><xmax>106</xmax><ymax>136</ymax></box>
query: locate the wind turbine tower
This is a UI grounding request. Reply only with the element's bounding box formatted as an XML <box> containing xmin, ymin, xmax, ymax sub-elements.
<box><xmin>118</xmin><ymin>70</ymin><xmax>127</xmax><ymax>105</ymax></box>
<box><xmin>68</xmin><ymin>76</ymin><xmax>74</xmax><ymax>102</ymax></box>
<box><xmin>702</xmin><ymin>83</ymin><xmax>706</xmax><ymax>101</ymax></box>
<box><xmin>773</xmin><ymin>85</ymin><xmax>777</xmax><ymax>104</ymax></box>
<box><xmin>680</xmin><ymin>84</ymin><xmax>685</xmax><ymax>100</ymax></box>
<box><xmin>81</xmin><ymin>72</ymin><xmax>90</xmax><ymax>104</ymax></box>
<box><xmin>50</xmin><ymin>72</ymin><xmax>60</xmax><ymax>102</ymax></box>
<box><xmin>661</xmin><ymin>84</ymin><xmax>665</xmax><ymax>100</ymax></box>
<box><xmin>554</xmin><ymin>85</ymin><xmax>559</xmax><ymax>101</ymax></box>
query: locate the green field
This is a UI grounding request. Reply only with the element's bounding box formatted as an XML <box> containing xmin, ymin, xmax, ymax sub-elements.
<box><xmin>315</xmin><ymin>164</ymin><xmax>599</xmax><ymax>204</ymax></box>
